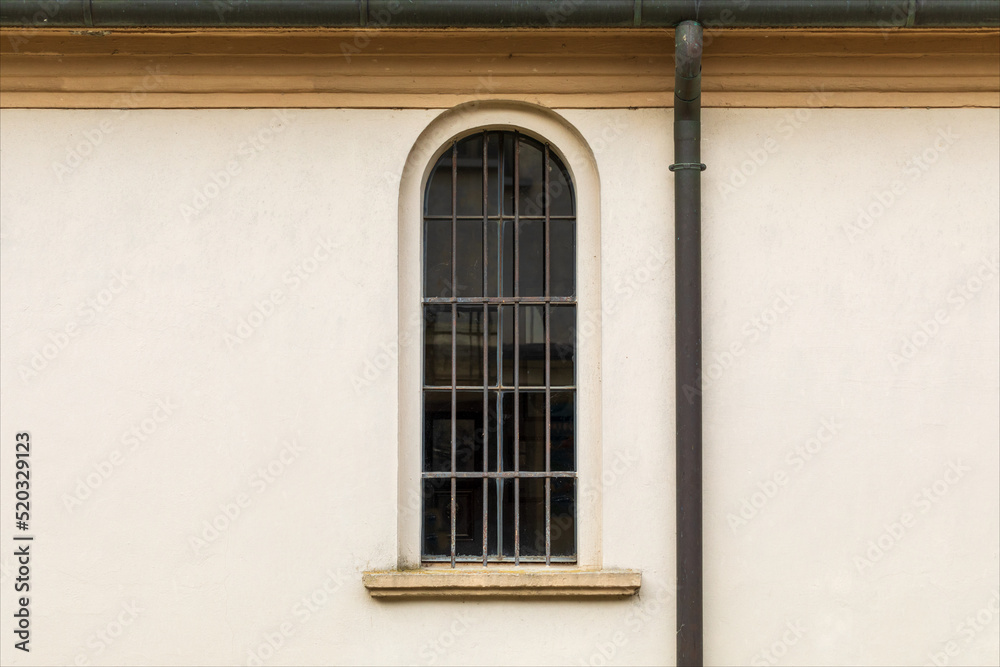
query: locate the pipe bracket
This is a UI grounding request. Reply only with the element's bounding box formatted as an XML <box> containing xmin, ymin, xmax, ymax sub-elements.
<box><xmin>669</xmin><ymin>163</ymin><xmax>707</xmax><ymax>172</ymax></box>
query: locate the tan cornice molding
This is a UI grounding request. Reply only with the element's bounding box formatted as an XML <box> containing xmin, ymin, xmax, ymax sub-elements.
<box><xmin>1</xmin><ymin>28</ymin><xmax>998</xmax><ymax>108</ymax></box>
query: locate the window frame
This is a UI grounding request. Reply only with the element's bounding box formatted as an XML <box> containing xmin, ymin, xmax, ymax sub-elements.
<box><xmin>397</xmin><ymin>103</ymin><xmax>603</xmax><ymax>570</ymax></box>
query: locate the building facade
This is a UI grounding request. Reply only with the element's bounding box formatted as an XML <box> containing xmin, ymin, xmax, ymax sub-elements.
<box><xmin>1</xmin><ymin>7</ymin><xmax>998</xmax><ymax>666</ymax></box>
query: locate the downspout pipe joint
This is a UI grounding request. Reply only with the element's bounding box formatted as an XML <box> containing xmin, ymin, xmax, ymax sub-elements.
<box><xmin>675</xmin><ymin>21</ymin><xmax>703</xmax><ymax>102</ymax></box>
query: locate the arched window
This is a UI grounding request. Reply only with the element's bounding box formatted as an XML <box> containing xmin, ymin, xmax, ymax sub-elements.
<box><xmin>422</xmin><ymin>130</ymin><xmax>577</xmax><ymax>566</ymax></box>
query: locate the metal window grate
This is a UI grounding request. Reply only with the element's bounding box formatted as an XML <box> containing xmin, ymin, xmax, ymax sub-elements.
<box><xmin>421</xmin><ymin>130</ymin><xmax>577</xmax><ymax>566</ymax></box>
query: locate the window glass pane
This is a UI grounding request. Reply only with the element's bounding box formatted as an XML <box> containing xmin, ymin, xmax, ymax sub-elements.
<box><xmin>519</xmin><ymin>477</ymin><xmax>545</xmax><ymax>557</ymax></box>
<box><xmin>551</xmin><ymin>391</ymin><xmax>575</xmax><ymax>472</ymax></box>
<box><xmin>500</xmin><ymin>391</ymin><xmax>515</xmax><ymax>472</ymax></box>
<box><xmin>455</xmin><ymin>220</ymin><xmax>483</xmax><ymax>298</ymax></box>
<box><xmin>551</xmin><ymin>478</ymin><xmax>576</xmax><ymax>557</ymax></box>
<box><xmin>486</xmin><ymin>219</ymin><xmax>501</xmax><ymax>297</ymax></box>
<box><xmin>499</xmin><ymin>479</ymin><xmax>515</xmax><ymax>558</ymax></box>
<box><xmin>500</xmin><ymin>305</ymin><xmax>514</xmax><ymax>387</ymax></box>
<box><xmin>519</xmin><ymin>219</ymin><xmax>544</xmax><ymax>296</ymax></box>
<box><xmin>455</xmin><ymin>306</ymin><xmax>484</xmax><ymax>386</ymax></box>
<box><xmin>455</xmin><ymin>391</ymin><xmax>484</xmax><ymax>473</ymax></box>
<box><xmin>487</xmin><ymin>390</ymin><xmax>499</xmax><ymax>472</ymax></box>
<box><xmin>455</xmin><ymin>478</ymin><xmax>484</xmax><ymax>557</ymax></box>
<box><xmin>422</xmin><ymin>390</ymin><xmax>452</xmax><ymax>472</ymax></box>
<box><xmin>423</xmin><ymin>305</ymin><xmax>452</xmax><ymax>386</ymax></box>
<box><xmin>519</xmin><ymin>392</ymin><xmax>546</xmax><ymax>472</ymax></box>
<box><xmin>487</xmin><ymin>133</ymin><xmax>500</xmax><ymax>217</ymax></box>
<box><xmin>424</xmin><ymin>219</ymin><xmax>452</xmax><ymax>298</ymax></box>
<box><xmin>550</xmin><ymin>219</ymin><xmax>575</xmax><ymax>297</ymax></box>
<box><xmin>487</xmin><ymin>479</ymin><xmax>499</xmax><ymax>556</ymax></box>
<box><xmin>550</xmin><ymin>305</ymin><xmax>575</xmax><ymax>386</ymax></box>
<box><xmin>499</xmin><ymin>391</ymin><xmax>546</xmax><ymax>473</ymax></box>
<box><xmin>500</xmin><ymin>219</ymin><xmax>514</xmax><ymax>297</ymax></box>
<box><xmin>517</xmin><ymin>138</ymin><xmax>545</xmax><ymax>217</ymax></box>
<box><xmin>487</xmin><ymin>305</ymin><xmax>499</xmax><ymax>387</ymax></box>
<box><xmin>424</xmin><ymin>151</ymin><xmax>452</xmax><ymax>217</ymax></box>
<box><xmin>549</xmin><ymin>156</ymin><xmax>575</xmax><ymax>216</ymax></box>
<box><xmin>519</xmin><ymin>304</ymin><xmax>545</xmax><ymax>387</ymax></box>
<box><xmin>455</xmin><ymin>135</ymin><xmax>484</xmax><ymax>217</ymax></box>
<box><xmin>502</xmin><ymin>133</ymin><xmax>515</xmax><ymax>217</ymax></box>
<box><xmin>422</xmin><ymin>478</ymin><xmax>450</xmax><ymax>557</ymax></box>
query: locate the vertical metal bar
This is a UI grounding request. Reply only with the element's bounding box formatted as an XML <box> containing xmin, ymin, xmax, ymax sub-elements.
<box><xmin>496</xmin><ymin>393</ymin><xmax>503</xmax><ymax>559</ymax></box>
<box><xmin>544</xmin><ymin>143</ymin><xmax>552</xmax><ymax>566</ymax></box>
<box><xmin>513</xmin><ymin>132</ymin><xmax>520</xmax><ymax>565</ymax></box>
<box><xmin>674</xmin><ymin>21</ymin><xmax>704</xmax><ymax>666</ymax></box>
<box><xmin>450</xmin><ymin>141</ymin><xmax>458</xmax><ymax>569</ymax></box>
<box><xmin>496</xmin><ymin>134</ymin><xmax>505</xmax><ymax>562</ymax></box>
<box><xmin>482</xmin><ymin>132</ymin><xmax>489</xmax><ymax>566</ymax></box>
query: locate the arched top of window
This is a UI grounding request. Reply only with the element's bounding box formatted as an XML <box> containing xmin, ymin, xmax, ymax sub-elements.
<box><xmin>425</xmin><ymin>131</ymin><xmax>574</xmax><ymax>220</ymax></box>
<box><xmin>422</xmin><ymin>130</ymin><xmax>576</xmax><ymax>300</ymax></box>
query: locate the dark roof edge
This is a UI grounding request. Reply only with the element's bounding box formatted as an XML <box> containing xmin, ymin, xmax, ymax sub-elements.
<box><xmin>1</xmin><ymin>0</ymin><xmax>998</xmax><ymax>30</ymax></box>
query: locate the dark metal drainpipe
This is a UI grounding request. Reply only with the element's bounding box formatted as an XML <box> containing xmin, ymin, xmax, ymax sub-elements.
<box><xmin>671</xmin><ymin>20</ymin><xmax>705</xmax><ymax>667</ymax></box>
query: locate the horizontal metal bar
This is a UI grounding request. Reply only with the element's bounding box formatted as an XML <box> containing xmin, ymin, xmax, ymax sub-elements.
<box><xmin>3</xmin><ymin>1</ymin><xmax>995</xmax><ymax>28</ymax></box>
<box><xmin>423</xmin><ymin>296</ymin><xmax>575</xmax><ymax>304</ymax></box>
<box><xmin>422</xmin><ymin>555</ymin><xmax>577</xmax><ymax>563</ymax></box>
<box><xmin>422</xmin><ymin>471</ymin><xmax>576</xmax><ymax>478</ymax></box>
<box><xmin>424</xmin><ymin>216</ymin><xmax>577</xmax><ymax>221</ymax></box>
<box><xmin>423</xmin><ymin>385</ymin><xmax>576</xmax><ymax>391</ymax></box>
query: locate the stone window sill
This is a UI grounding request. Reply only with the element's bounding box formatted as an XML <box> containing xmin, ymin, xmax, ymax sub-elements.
<box><xmin>362</xmin><ymin>568</ymin><xmax>641</xmax><ymax>598</ymax></box>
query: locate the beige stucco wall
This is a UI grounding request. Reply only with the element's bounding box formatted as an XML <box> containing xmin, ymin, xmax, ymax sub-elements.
<box><xmin>700</xmin><ymin>108</ymin><xmax>1000</xmax><ymax>667</ymax></box>
<box><xmin>0</xmin><ymin>106</ymin><xmax>997</xmax><ymax>667</ymax></box>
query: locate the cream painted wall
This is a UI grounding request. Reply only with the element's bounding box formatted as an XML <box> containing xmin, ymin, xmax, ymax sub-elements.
<box><xmin>0</xmin><ymin>106</ymin><xmax>997</xmax><ymax>667</ymax></box>
<box><xmin>699</xmin><ymin>108</ymin><xmax>1000</xmax><ymax>667</ymax></box>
